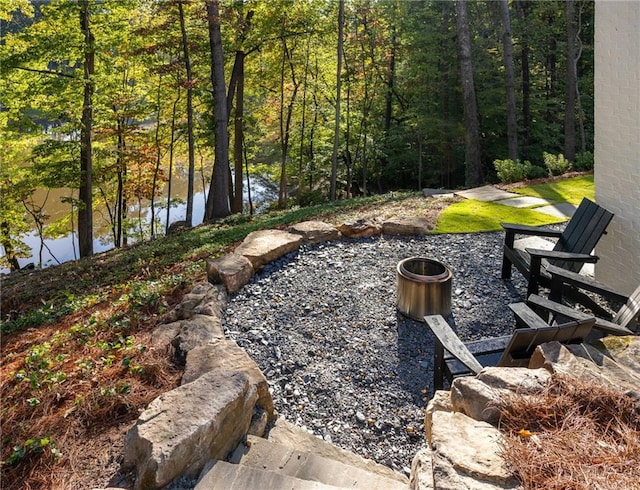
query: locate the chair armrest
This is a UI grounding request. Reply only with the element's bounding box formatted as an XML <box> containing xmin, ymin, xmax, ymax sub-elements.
<box><xmin>594</xmin><ymin>318</ymin><xmax>634</xmax><ymax>336</ymax></box>
<box><xmin>546</xmin><ymin>264</ymin><xmax>629</xmax><ymax>304</ymax></box>
<box><xmin>526</xmin><ymin>294</ymin><xmax>594</xmax><ymax>323</ymax></box>
<box><xmin>501</xmin><ymin>222</ymin><xmax>564</xmax><ymax>238</ymax></box>
<box><xmin>508</xmin><ymin>302</ymin><xmax>549</xmax><ymax>329</ymax></box>
<box><xmin>526</xmin><ymin>248</ymin><xmax>599</xmax><ymax>263</ymax></box>
<box><xmin>424</xmin><ymin>315</ymin><xmax>483</xmax><ymax>375</ymax></box>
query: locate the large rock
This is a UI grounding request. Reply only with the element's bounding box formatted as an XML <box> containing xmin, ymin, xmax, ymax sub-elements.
<box><xmin>530</xmin><ymin>339</ymin><xmax>640</xmax><ymax>394</ymax></box>
<box><xmin>266</xmin><ymin>419</ymin><xmax>407</xmax><ymax>484</ymax></box>
<box><xmin>337</xmin><ymin>219</ymin><xmax>382</xmax><ymax>238</ymax></box>
<box><xmin>382</xmin><ymin>216</ymin><xmax>433</xmax><ymax>235</ymax></box>
<box><xmin>171</xmin><ymin>314</ymin><xmax>225</xmax><ymax>365</ymax></box>
<box><xmin>182</xmin><ymin>340</ymin><xmax>275</xmax><ymax>421</ymax></box>
<box><xmin>123</xmin><ymin>371</ymin><xmax>258</xmax><ymax>490</ymax></box>
<box><xmin>424</xmin><ymin>390</ymin><xmax>452</xmax><ymax>443</ymax></box>
<box><xmin>429</xmin><ymin>411</ymin><xmax>520</xmax><ymax>489</ymax></box>
<box><xmin>151</xmin><ymin>321</ymin><xmax>181</xmax><ymax>351</ymax></box>
<box><xmin>206</xmin><ymin>254</ymin><xmax>254</xmax><ymax>293</ymax></box>
<box><xmin>234</xmin><ymin>230</ymin><xmax>302</xmax><ymax>269</ymax></box>
<box><xmin>287</xmin><ymin>220</ymin><xmax>341</xmax><ymax>245</ymax></box>
<box><xmin>167</xmin><ymin>283</ymin><xmax>226</xmax><ymax>322</ymax></box>
<box><xmin>409</xmin><ymin>447</ymin><xmax>435</xmax><ymax>490</ymax></box>
<box><xmin>450</xmin><ymin>368</ymin><xmax>550</xmax><ymax>425</ymax></box>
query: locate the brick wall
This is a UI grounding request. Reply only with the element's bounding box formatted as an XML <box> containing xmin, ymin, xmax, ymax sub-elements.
<box><xmin>594</xmin><ymin>1</ymin><xmax>640</xmax><ymax>295</ymax></box>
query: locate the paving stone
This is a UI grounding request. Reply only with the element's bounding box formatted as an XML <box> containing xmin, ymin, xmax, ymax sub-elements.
<box><xmin>495</xmin><ymin>196</ymin><xmax>551</xmax><ymax>208</ymax></box>
<box><xmin>455</xmin><ymin>185</ymin><xmax>519</xmax><ymax>202</ymax></box>
<box><xmin>534</xmin><ymin>202</ymin><xmax>577</xmax><ymax>218</ymax></box>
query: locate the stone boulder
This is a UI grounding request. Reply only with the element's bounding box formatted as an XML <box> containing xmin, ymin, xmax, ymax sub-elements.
<box><xmin>234</xmin><ymin>229</ymin><xmax>302</xmax><ymax>269</ymax></box>
<box><xmin>206</xmin><ymin>253</ymin><xmax>254</xmax><ymax>293</ymax></box>
<box><xmin>409</xmin><ymin>447</ymin><xmax>434</xmax><ymax>490</ymax></box>
<box><xmin>382</xmin><ymin>216</ymin><xmax>433</xmax><ymax>235</ymax></box>
<box><xmin>337</xmin><ymin>219</ymin><xmax>382</xmax><ymax>238</ymax></box>
<box><xmin>181</xmin><ymin>340</ymin><xmax>275</xmax><ymax>420</ymax></box>
<box><xmin>450</xmin><ymin>368</ymin><xmax>550</xmax><ymax>425</ymax></box>
<box><xmin>429</xmin><ymin>410</ymin><xmax>520</xmax><ymax>489</ymax></box>
<box><xmin>171</xmin><ymin>314</ymin><xmax>225</xmax><ymax>365</ymax></box>
<box><xmin>167</xmin><ymin>282</ymin><xmax>226</xmax><ymax>322</ymax></box>
<box><xmin>287</xmin><ymin>220</ymin><xmax>341</xmax><ymax>245</ymax></box>
<box><xmin>123</xmin><ymin>371</ymin><xmax>259</xmax><ymax>490</ymax></box>
<box><xmin>530</xmin><ymin>338</ymin><xmax>640</xmax><ymax>394</ymax></box>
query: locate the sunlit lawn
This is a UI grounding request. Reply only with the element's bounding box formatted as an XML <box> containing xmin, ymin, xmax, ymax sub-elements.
<box><xmin>434</xmin><ymin>174</ymin><xmax>594</xmax><ymax>233</ymax></box>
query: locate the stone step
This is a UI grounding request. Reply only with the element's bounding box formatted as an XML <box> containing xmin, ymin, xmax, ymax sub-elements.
<box><xmin>266</xmin><ymin>418</ymin><xmax>408</xmax><ymax>484</ymax></box>
<box><xmin>195</xmin><ymin>460</ymin><xmax>348</xmax><ymax>490</ymax></box>
<box><xmin>227</xmin><ymin>435</ymin><xmax>407</xmax><ymax>490</ymax></box>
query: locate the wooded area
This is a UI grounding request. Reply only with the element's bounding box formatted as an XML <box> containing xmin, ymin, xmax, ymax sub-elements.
<box><xmin>0</xmin><ymin>0</ymin><xmax>595</xmax><ymax>269</ymax></box>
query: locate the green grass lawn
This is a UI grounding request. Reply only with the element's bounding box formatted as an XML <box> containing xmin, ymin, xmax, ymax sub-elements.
<box><xmin>512</xmin><ymin>174</ymin><xmax>594</xmax><ymax>204</ymax></box>
<box><xmin>434</xmin><ymin>175</ymin><xmax>594</xmax><ymax>233</ymax></box>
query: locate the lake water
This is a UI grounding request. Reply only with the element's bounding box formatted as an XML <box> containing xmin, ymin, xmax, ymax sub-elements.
<box><xmin>1</xmin><ymin>172</ymin><xmax>276</xmax><ymax>274</ymax></box>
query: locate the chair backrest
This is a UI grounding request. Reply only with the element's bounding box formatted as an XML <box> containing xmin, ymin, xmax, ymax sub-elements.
<box><xmin>497</xmin><ymin>317</ymin><xmax>594</xmax><ymax>367</ymax></box>
<box><xmin>613</xmin><ymin>284</ymin><xmax>640</xmax><ymax>331</ymax></box>
<box><xmin>552</xmin><ymin>198</ymin><xmax>614</xmax><ymax>272</ymax></box>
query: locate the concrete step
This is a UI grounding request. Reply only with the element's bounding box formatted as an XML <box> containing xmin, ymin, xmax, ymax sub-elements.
<box><xmin>227</xmin><ymin>434</ymin><xmax>407</xmax><ymax>490</ymax></box>
<box><xmin>266</xmin><ymin>418</ymin><xmax>408</xmax><ymax>485</ymax></box>
<box><xmin>195</xmin><ymin>460</ymin><xmax>348</xmax><ymax>490</ymax></box>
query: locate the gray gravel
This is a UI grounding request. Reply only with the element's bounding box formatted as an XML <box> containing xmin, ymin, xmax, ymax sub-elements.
<box><xmin>222</xmin><ymin>232</ymin><xmax>532</xmax><ymax>475</ymax></box>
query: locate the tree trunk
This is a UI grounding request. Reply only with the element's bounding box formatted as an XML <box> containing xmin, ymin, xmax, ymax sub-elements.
<box><xmin>78</xmin><ymin>0</ymin><xmax>94</xmax><ymax>257</ymax></box>
<box><xmin>516</xmin><ymin>1</ymin><xmax>531</xmax><ymax>159</ymax></box>
<box><xmin>204</xmin><ymin>0</ymin><xmax>231</xmax><ymax>221</ymax></box>
<box><xmin>115</xmin><ymin>112</ymin><xmax>124</xmax><ymax>247</ymax></box>
<box><xmin>165</xmin><ymin>91</ymin><xmax>181</xmax><ymax>234</ymax></box>
<box><xmin>178</xmin><ymin>1</ymin><xmax>196</xmax><ymax>226</ymax></box>
<box><xmin>455</xmin><ymin>0</ymin><xmax>483</xmax><ymax>187</ymax></box>
<box><xmin>499</xmin><ymin>0</ymin><xmax>518</xmax><ymax>161</ymax></box>
<box><xmin>151</xmin><ymin>76</ymin><xmax>163</xmax><ymax>238</ymax></box>
<box><xmin>564</xmin><ymin>0</ymin><xmax>577</xmax><ymax>162</ymax></box>
<box><xmin>330</xmin><ymin>0</ymin><xmax>344</xmax><ymax>201</ymax></box>
<box><xmin>231</xmin><ymin>51</ymin><xmax>245</xmax><ymax>214</ymax></box>
<box><xmin>277</xmin><ymin>37</ymin><xmax>299</xmax><ymax>209</ymax></box>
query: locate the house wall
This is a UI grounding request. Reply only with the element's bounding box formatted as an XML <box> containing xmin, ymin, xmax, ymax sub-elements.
<box><xmin>594</xmin><ymin>1</ymin><xmax>640</xmax><ymax>295</ymax></box>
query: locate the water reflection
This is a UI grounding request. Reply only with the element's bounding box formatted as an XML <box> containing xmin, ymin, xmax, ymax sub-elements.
<box><xmin>1</xmin><ymin>175</ymin><xmax>276</xmax><ymax>274</ymax></box>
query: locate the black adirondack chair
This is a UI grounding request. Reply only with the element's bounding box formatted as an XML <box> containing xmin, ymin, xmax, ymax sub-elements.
<box><xmin>425</xmin><ymin>300</ymin><xmax>595</xmax><ymax>390</ymax></box>
<box><xmin>543</xmin><ymin>264</ymin><xmax>640</xmax><ymax>336</ymax></box>
<box><xmin>501</xmin><ymin>197</ymin><xmax>614</xmax><ymax>297</ymax></box>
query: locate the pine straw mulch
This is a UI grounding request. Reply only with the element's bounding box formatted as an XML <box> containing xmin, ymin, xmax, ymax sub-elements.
<box><xmin>498</xmin><ymin>373</ymin><xmax>640</xmax><ymax>490</ymax></box>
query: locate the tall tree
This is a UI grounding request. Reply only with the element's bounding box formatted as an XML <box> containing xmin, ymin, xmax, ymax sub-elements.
<box><xmin>499</xmin><ymin>0</ymin><xmax>518</xmax><ymax>161</ymax></box>
<box><xmin>515</xmin><ymin>0</ymin><xmax>531</xmax><ymax>158</ymax></box>
<box><xmin>178</xmin><ymin>0</ymin><xmax>196</xmax><ymax>226</ymax></box>
<box><xmin>564</xmin><ymin>0</ymin><xmax>577</xmax><ymax>162</ymax></box>
<box><xmin>78</xmin><ymin>0</ymin><xmax>94</xmax><ymax>257</ymax></box>
<box><xmin>204</xmin><ymin>0</ymin><xmax>231</xmax><ymax>220</ymax></box>
<box><xmin>455</xmin><ymin>0</ymin><xmax>483</xmax><ymax>186</ymax></box>
<box><xmin>330</xmin><ymin>0</ymin><xmax>344</xmax><ymax>201</ymax></box>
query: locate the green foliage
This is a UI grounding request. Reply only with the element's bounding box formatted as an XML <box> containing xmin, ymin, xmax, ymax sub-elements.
<box><xmin>543</xmin><ymin>152</ymin><xmax>572</xmax><ymax>176</ymax></box>
<box><xmin>527</xmin><ymin>165</ymin><xmax>548</xmax><ymax>180</ymax></box>
<box><xmin>2</xmin><ymin>436</ymin><xmax>60</xmax><ymax>466</ymax></box>
<box><xmin>574</xmin><ymin>151</ymin><xmax>594</xmax><ymax>171</ymax></box>
<box><xmin>493</xmin><ymin>159</ymin><xmax>533</xmax><ymax>183</ymax></box>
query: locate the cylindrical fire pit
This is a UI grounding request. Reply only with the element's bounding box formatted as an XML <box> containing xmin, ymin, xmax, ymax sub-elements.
<box><xmin>396</xmin><ymin>257</ymin><xmax>452</xmax><ymax>321</ymax></box>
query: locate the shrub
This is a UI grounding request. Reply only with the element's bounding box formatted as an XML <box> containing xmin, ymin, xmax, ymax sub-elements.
<box><xmin>527</xmin><ymin>165</ymin><xmax>548</xmax><ymax>180</ymax></box>
<box><xmin>543</xmin><ymin>152</ymin><xmax>572</xmax><ymax>176</ymax></box>
<box><xmin>574</xmin><ymin>151</ymin><xmax>594</xmax><ymax>171</ymax></box>
<box><xmin>493</xmin><ymin>159</ymin><xmax>532</xmax><ymax>183</ymax></box>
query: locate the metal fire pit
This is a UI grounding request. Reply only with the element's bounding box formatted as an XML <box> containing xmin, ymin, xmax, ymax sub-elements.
<box><xmin>396</xmin><ymin>257</ymin><xmax>452</xmax><ymax>321</ymax></box>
